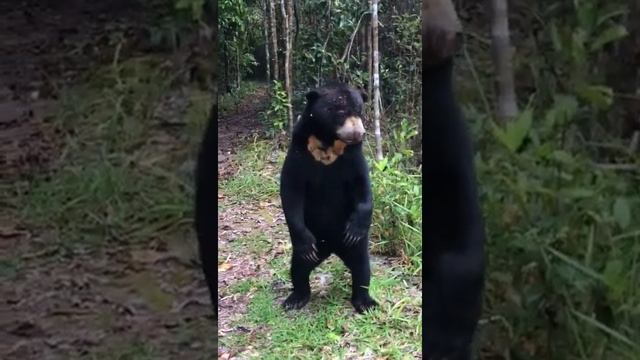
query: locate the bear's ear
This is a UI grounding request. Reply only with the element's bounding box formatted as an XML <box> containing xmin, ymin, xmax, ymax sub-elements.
<box><xmin>305</xmin><ymin>90</ymin><xmax>320</xmax><ymax>104</ymax></box>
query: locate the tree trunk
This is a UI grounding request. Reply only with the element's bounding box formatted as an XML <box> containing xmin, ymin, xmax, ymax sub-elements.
<box><xmin>490</xmin><ymin>0</ymin><xmax>518</xmax><ymax>122</ymax></box>
<box><xmin>236</xmin><ymin>44</ymin><xmax>241</xmax><ymax>88</ymax></box>
<box><xmin>371</xmin><ymin>0</ymin><xmax>383</xmax><ymax>161</ymax></box>
<box><xmin>280</xmin><ymin>0</ymin><xmax>294</xmax><ymax>134</ymax></box>
<box><xmin>359</xmin><ymin>17</ymin><xmax>365</xmax><ymax>61</ymax></box>
<box><xmin>269</xmin><ymin>0</ymin><xmax>279</xmax><ymax>81</ymax></box>
<box><xmin>286</xmin><ymin>0</ymin><xmax>295</xmax><ymax>93</ymax></box>
<box><xmin>262</xmin><ymin>0</ymin><xmax>271</xmax><ymax>83</ymax></box>
<box><xmin>223</xmin><ymin>43</ymin><xmax>230</xmax><ymax>93</ymax></box>
<box><xmin>367</xmin><ymin>9</ymin><xmax>372</xmax><ymax>109</ymax></box>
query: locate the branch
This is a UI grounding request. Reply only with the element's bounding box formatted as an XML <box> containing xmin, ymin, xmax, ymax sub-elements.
<box><xmin>340</xmin><ymin>10</ymin><xmax>372</xmax><ymax>64</ymax></box>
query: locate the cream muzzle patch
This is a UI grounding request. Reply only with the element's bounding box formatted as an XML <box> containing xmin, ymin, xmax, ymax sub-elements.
<box><xmin>336</xmin><ymin>116</ymin><xmax>365</xmax><ymax>144</ymax></box>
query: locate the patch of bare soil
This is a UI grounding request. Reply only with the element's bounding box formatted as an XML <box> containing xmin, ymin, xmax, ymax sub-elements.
<box><xmin>216</xmin><ymin>198</ymin><xmax>288</xmax><ymax>335</ymax></box>
<box><xmin>217</xmin><ymin>86</ymin><xmax>269</xmax><ymax>179</ymax></box>
<box><xmin>0</xmin><ymin>100</ymin><xmax>60</xmax><ymax>179</ymax></box>
<box><xmin>0</xmin><ymin>218</ymin><xmax>215</xmax><ymax>359</ymax></box>
<box><xmin>0</xmin><ymin>0</ymin><xmax>146</xmax><ymax>99</ymax></box>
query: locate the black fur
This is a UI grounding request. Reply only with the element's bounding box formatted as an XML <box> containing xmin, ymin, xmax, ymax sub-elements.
<box><xmin>423</xmin><ymin>59</ymin><xmax>486</xmax><ymax>359</ymax></box>
<box><xmin>194</xmin><ymin>103</ymin><xmax>217</xmax><ymax>316</ymax></box>
<box><xmin>279</xmin><ymin>83</ymin><xmax>377</xmax><ymax>313</ymax></box>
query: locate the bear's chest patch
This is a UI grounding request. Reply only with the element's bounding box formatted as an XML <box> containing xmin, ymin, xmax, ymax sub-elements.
<box><xmin>307</xmin><ymin>135</ymin><xmax>347</xmax><ymax>165</ymax></box>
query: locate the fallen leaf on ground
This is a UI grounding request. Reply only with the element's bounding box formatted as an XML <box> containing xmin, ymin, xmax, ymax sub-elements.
<box><xmin>218</xmin><ymin>262</ymin><xmax>233</xmax><ymax>271</ymax></box>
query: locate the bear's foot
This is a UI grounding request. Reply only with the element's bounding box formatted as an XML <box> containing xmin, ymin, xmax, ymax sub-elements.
<box><xmin>282</xmin><ymin>291</ymin><xmax>310</xmax><ymax>310</ymax></box>
<box><xmin>351</xmin><ymin>294</ymin><xmax>378</xmax><ymax>314</ymax></box>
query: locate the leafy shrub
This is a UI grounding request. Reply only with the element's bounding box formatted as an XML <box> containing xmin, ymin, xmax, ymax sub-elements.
<box><xmin>369</xmin><ymin>119</ymin><xmax>422</xmax><ymax>274</ymax></box>
<box><xmin>476</xmin><ymin>93</ymin><xmax>640</xmax><ymax>357</ymax></box>
<box><xmin>262</xmin><ymin>80</ymin><xmax>290</xmax><ymax>136</ymax></box>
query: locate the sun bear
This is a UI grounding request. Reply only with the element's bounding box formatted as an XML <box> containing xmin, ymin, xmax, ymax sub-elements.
<box><xmin>279</xmin><ymin>83</ymin><xmax>378</xmax><ymax>314</ymax></box>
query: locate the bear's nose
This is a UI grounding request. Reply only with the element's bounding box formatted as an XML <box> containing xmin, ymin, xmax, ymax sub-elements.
<box><xmin>336</xmin><ymin>109</ymin><xmax>347</xmax><ymax>116</ymax></box>
<box><xmin>345</xmin><ymin>129</ymin><xmax>364</xmax><ymax>144</ymax></box>
<box><xmin>352</xmin><ymin>130</ymin><xmax>364</xmax><ymax>142</ymax></box>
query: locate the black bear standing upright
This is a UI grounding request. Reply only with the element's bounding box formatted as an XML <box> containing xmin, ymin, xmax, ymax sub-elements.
<box><xmin>422</xmin><ymin>43</ymin><xmax>487</xmax><ymax>360</ymax></box>
<box><xmin>194</xmin><ymin>103</ymin><xmax>218</xmax><ymax>316</ymax></box>
<box><xmin>279</xmin><ymin>83</ymin><xmax>378</xmax><ymax>314</ymax></box>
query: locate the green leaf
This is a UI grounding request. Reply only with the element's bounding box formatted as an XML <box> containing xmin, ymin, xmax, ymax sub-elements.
<box><xmin>576</xmin><ymin>1</ymin><xmax>597</xmax><ymax>32</ymax></box>
<box><xmin>534</xmin><ymin>143</ymin><xmax>554</xmax><ymax>159</ymax></box>
<box><xmin>576</xmin><ymin>84</ymin><xmax>614</xmax><ymax>109</ymax></box>
<box><xmin>491</xmin><ymin>109</ymin><xmax>533</xmax><ymax>153</ymax></box>
<box><xmin>544</xmin><ymin>94</ymin><xmax>578</xmax><ymax>131</ymax></box>
<box><xmin>591</xmin><ymin>25</ymin><xmax>628</xmax><ymax>52</ymax></box>
<box><xmin>603</xmin><ymin>259</ymin><xmax>624</xmax><ymax>290</ymax></box>
<box><xmin>596</xmin><ymin>8</ymin><xmax>627</xmax><ymax>27</ymax></box>
<box><xmin>613</xmin><ymin>197</ymin><xmax>631</xmax><ymax>229</ymax></box>
<box><xmin>374</xmin><ymin>158</ymin><xmax>388</xmax><ymax>171</ymax></box>
<box><xmin>571</xmin><ymin>29</ymin><xmax>587</xmax><ymax>66</ymax></box>
<box><xmin>554</xmin><ymin>94</ymin><xmax>579</xmax><ymax>124</ymax></box>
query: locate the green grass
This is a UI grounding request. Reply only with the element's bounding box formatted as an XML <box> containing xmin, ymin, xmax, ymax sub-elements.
<box><xmin>221</xmin><ymin>243</ymin><xmax>422</xmax><ymax>359</ymax></box>
<box><xmin>235</xmin><ymin>232</ymin><xmax>273</xmax><ymax>255</ymax></box>
<box><xmin>9</xmin><ymin>55</ymin><xmax>205</xmax><ymax>249</ymax></box>
<box><xmin>20</xmin><ymin>158</ymin><xmax>191</xmax><ymax>246</ymax></box>
<box><xmin>228</xmin><ymin>278</ymin><xmax>261</xmax><ymax>294</ymax></box>
<box><xmin>219</xmin><ymin>140</ymin><xmax>280</xmax><ymax>203</ymax></box>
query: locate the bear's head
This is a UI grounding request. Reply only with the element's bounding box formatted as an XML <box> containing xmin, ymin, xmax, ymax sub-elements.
<box><xmin>303</xmin><ymin>83</ymin><xmax>367</xmax><ymax>145</ymax></box>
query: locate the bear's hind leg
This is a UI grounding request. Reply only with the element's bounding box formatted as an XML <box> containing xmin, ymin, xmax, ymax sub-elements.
<box><xmin>336</xmin><ymin>245</ymin><xmax>378</xmax><ymax>313</ymax></box>
<box><xmin>283</xmin><ymin>252</ymin><xmax>328</xmax><ymax>310</ymax></box>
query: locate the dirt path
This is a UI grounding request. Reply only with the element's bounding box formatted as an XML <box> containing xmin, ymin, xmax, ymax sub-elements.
<box><xmin>1</xmin><ymin>2</ymin><xmax>216</xmax><ymax>359</ymax></box>
<box><xmin>0</xmin><ymin>226</ymin><xmax>215</xmax><ymax>359</ymax></box>
<box><xmin>217</xmin><ymin>85</ymin><xmax>270</xmax><ymax>180</ymax></box>
<box><xmin>216</xmin><ymin>85</ymin><xmax>286</xmax><ymax>357</ymax></box>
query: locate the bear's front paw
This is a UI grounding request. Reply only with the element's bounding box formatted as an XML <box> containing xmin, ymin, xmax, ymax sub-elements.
<box><xmin>282</xmin><ymin>291</ymin><xmax>310</xmax><ymax>310</ymax></box>
<box><xmin>294</xmin><ymin>241</ymin><xmax>320</xmax><ymax>263</ymax></box>
<box><xmin>351</xmin><ymin>294</ymin><xmax>378</xmax><ymax>314</ymax></box>
<box><xmin>343</xmin><ymin>218</ymin><xmax>369</xmax><ymax>247</ymax></box>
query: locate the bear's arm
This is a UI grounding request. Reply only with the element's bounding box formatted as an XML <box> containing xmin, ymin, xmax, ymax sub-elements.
<box><xmin>280</xmin><ymin>153</ymin><xmax>315</xmax><ymax>244</ymax></box>
<box><xmin>347</xmin><ymin>157</ymin><xmax>373</xmax><ymax>230</ymax></box>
